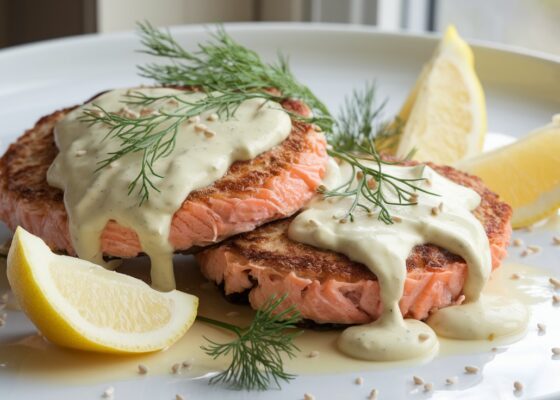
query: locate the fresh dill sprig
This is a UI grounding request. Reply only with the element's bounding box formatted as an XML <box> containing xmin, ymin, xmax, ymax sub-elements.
<box><xmin>322</xmin><ymin>85</ymin><xmax>434</xmax><ymax>224</ymax></box>
<box><xmin>198</xmin><ymin>296</ymin><xmax>301</xmax><ymax>391</ymax></box>
<box><xmin>81</xmin><ymin>21</ymin><xmax>333</xmax><ymax>203</ymax></box>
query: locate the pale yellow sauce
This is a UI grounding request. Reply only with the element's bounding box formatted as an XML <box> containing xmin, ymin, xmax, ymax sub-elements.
<box><xmin>0</xmin><ymin>260</ymin><xmax>547</xmax><ymax>383</ymax></box>
<box><xmin>288</xmin><ymin>160</ymin><xmax>527</xmax><ymax>361</ymax></box>
<box><xmin>47</xmin><ymin>88</ymin><xmax>291</xmax><ymax>291</ymax></box>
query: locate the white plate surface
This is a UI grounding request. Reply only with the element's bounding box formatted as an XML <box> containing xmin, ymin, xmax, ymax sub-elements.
<box><xmin>0</xmin><ymin>23</ymin><xmax>559</xmax><ymax>400</ymax></box>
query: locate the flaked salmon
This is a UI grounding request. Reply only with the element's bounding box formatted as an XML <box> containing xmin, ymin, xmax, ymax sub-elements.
<box><xmin>196</xmin><ymin>164</ymin><xmax>512</xmax><ymax>325</ymax></box>
<box><xmin>0</xmin><ymin>97</ymin><xmax>328</xmax><ymax>257</ymax></box>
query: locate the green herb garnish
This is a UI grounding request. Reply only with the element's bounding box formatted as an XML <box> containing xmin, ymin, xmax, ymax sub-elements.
<box><xmin>198</xmin><ymin>296</ymin><xmax>301</xmax><ymax>390</ymax></box>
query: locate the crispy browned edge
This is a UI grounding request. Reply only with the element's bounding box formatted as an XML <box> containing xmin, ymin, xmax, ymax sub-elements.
<box><xmin>0</xmin><ymin>94</ymin><xmax>317</xmax><ymax>216</ymax></box>
<box><xmin>199</xmin><ymin>163</ymin><xmax>512</xmax><ymax>283</ymax></box>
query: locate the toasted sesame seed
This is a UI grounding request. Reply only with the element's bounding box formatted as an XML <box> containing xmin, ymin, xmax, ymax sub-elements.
<box><xmin>207</xmin><ymin>113</ymin><xmax>219</xmax><ymax>121</ymax></box>
<box><xmin>549</xmin><ymin>277</ymin><xmax>560</xmax><ymax>289</ymax></box>
<box><xmin>226</xmin><ymin>311</ymin><xmax>239</xmax><ymax>317</ymax></box>
<box><xmin>409</xmin><ymin>193</ymin><xmax>418</xmax><ymax>203</ymax></box>
<box><xmin>303</xmin><ymin>393</ymin><xmax>315</xmax><ymax>400</ymax></box>
<box><xmin>175</xmin><ymin>395</ymin><xmax>185</xmax><ymax>400</ymax></box>
<box><xmin>204</xmin><ymin>129</ymin><xmax>216</xmax><ymax>138</ymax></box>
<box><xmin>424</xmin><ymin>383</ymin><xmax>433</xmax><ymax>392</ymax></box>
<box><xmin>339</xmin><ymin>218</ymin><xmax>348</xmax><ymax>224</ymax></box>
<box><xmin>464</xmin><ymin>365</ymin><xmax>479</xmax><ymax>374</ymax></box>
<box><xmin>491</xmin><ymin>347</ymin><xmax>498</xmax><ymax>352</ymax></box>
<box><xmin>307</xmin><ymin>350</ymin><xmax>320</xmax><ymax>358</ymax></box>
<box><xmin>552</xmin><ymin>347</ymin><xmax>560</xmax><ymax>355</ymax></box>
<box><xmin>413</xmin><ymin>375</ymin><xmax>424</xmax><ymax>385</ymax></box>
<box><xmin>182</xmin><ymin>361</ymin><xmax>192</xmax><ymax>370</ymax></box>
<box><xmin>514</xmin><ymin>381</ymin><xmax>523</xmax><ymax>392</ymax></box>
<box><xmin>510</xmin><ymin>273</ymin><xmax>521</xmax><ymax>280</ymax></box>
<box><xmin>137</xmin><ymin>364</ymin><xmax>148</xmax><ymax>375</ymax></box>
<box><xmin>171</xmin><ymin>363</ymin><xmax>181</xmax><ymax>374</ymax></box>
<box><xmin>512</xmin><ymin>238</ymin><xmax>523</xmax><ymax>247</ymax></box>
<box><xmin>553</xmin><ymin>295</ymin><xmax>560</xmax><ymax>305</ymax></box>
<box><xmin>313</xmin><ymin>124</ymin><xmax>322</xmax><ymax>132</ymax></box>
<box><xmin>355</xmin><ymin>376</ymin><xmax>363</xmax><ymax>385</ymax></box>
<box><xmin>446</xmin><ymin>376</ymin><xmax>458</xmax><ymax>385</ymax></box>
<box><xmin>392</xmin><ymin>216</ymin><xmax>402</xmax><ymax>223</ymax></box>
<box><xmin>368</xmin><ymin>389</ymin><xmax>378</xmax><ymax>400</ymax></box>
<box><xmin>527</xmin><ymin>245</ymin><xmax>542</xmax><ymax>253</ymax></box>
<box><xmin>188</xmin><ymin>115</ymin><xmax>200</xmax><ymax>123</ymax></box>
<box><xmin>438</xmin><ymin>202</ymin><xmax>444</xmax><ymax>211</ymax></box>
<box><xmin>356</xmin><ymin>171</ymin><xmax>364</xmax><ymax>180</ymax></box>
<box><xmin>538</xmin><ymin>323</ymin><xmax>547</xmax><ymax>334</ymax></box>
<box><xmin>418</xmin><ymin>333</ymin><xmax>430</xmax><ymax>342</ymax></box>
<box><xmin>520</xmin><ymin>249</ymin><xmax>530</xmax><ymax>257</ymax></box>
<box><xmin>553</xmin><ymin>236</ymin><xmax>560</xmax><ymax>245</ymax></box>
<box><xmin>102</xmin><ymin>386</ymin><xmax>114</xmax><ymax>398</ymax></box>
<box><xmin>431</xmin><ymin>207</ymin><xmax>440</xmax><ymax>216</ymax></box>
<box><xmin>307</xmin><ymin>219</ymin><xmax>319</xmax><ymax>227</ymax></box>
<box><xmin>425</xmin><ymin>178</ymin><xmax>432</xmax><ymax>186</ymax></box>
<box><xmin>140</xmin><ymin>107</ymin><xmax>157</xmax><ymax>116</ymax></box>
<box><xmin>194</xmin><ymin>123</ymin><xmax>207</xmax><ymax>132</ymax></box>
<box><xmin>317</xmin><ymin>184</ymin><xmax>327</xmax><ymax>192</ymax></box>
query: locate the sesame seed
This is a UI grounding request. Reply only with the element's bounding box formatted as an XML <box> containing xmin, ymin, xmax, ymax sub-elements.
<box><xmin>207</xmin><ymin>113</ymin><xmax>219</xmax><ymax>121</ymax></box>
<box><xmin>553</xmin><ymin>236</ymin><xmax>560</xmax><ymax>245</ymax></box>
<box><xmin>392</xmin><ymin>216</ymin><xmax>402</xmax><ymax>223</ymax></box>
<box><xmin>368</xmin><ymin>389</ymin><xmax>378</xmax><ymax>400</ymax></box>
<box><xmin>464</xmin><ymin>365</ymin><xmax>479</xmax><ymax>374</ymax></box>
<box><xmin>425</xmin><ymin>178</ymin><xmax>432</xmax><ymax>186</ymax></box>
<box><xmin>355</xmin><ymin>376</ymin><xmax>363</xmax><ymax>385</ymax></box>
<box><xmin>356</xmin><ymin>171</ymin><xmax>364</xmax><ymax>180</ymax></box>
<box><xmin>510</xmin><ymin>273</ymin><xmax>521</xmax><ymax>280</ymax></box>
<box><xmin>553</xmin><ymin>295</ymin><xmax>560</xmax><ymax>305</ymax></box>
<box><xmin>0</xmin><ymin>303</ymin><xmax>5</xmax><ymax>311</ymax></box>
<box><xmin>549</xmin><ymin>277</ymin><xmax>560</xmax><ymax>289</ymax></box>
<box><xmin>339</xmin><ymin>218</ymin><xmax>348</xmax><ymax>224</ymax></box>
<box><xmin>367</xmin><ymin>179</ymin><xmax>377</xmax><ymax>189</ymax></box>
<box><xmin>438</xmin><ymin>202</ymin><xmax>444</xmax><ymax>211</ymax></box>
<box><xmin>520</xmin><ymin>249</ymin><xmax>530</xmax><ymax>257</ymax></box>
<box><xmin>140</xmin><ymin>107</ymin><xmax>156</xmax><ymax>116</ymax></box>
<box><xmin>431</xmin><ymin>207</ymin><xmax>440</xmax><ymax>216</ymax></box>
<box><xmin>307</xmin><ymin>219</ymin><xmax>319</xmax><ymax>227</ymax></box>
<box><xmin>413</xmin><ymin>375</ymin><xmax>424</xmax><ymax>385</ymax></box>
<box><xmin>171</xmin><ymin>363</ymin><xmax>181</xmax><ymax>374</ymax></box>
<box><xmin>424</xmin><ymin>383</ymin><xmax>433</xmax><ymax>392</ymax></box>
<box><xmin>108</xmin><ymin>162</ymin><xmax>119</xmax><ymax>169</ymax></box>
<box><xmin>0</xmin><ymin>320</ymin><xmax>5</xmax><ymax>327</ymax></box>
<box><xmin>538</xmin><ymin>323</ymin><xmax>547</xmax><ymax>334</ymax></box>
<box><xmin>317</xmin><ymin>184</ymin><xmax>327</xmax><ymax>192</ymax></box>
<box><xmin>307</xmin><ymin>350</ymin><xmax>320</xmax><ymax>358</ymax></box>
<box><xmin>446</xmin><ymin>376</ymin><xmax>457</xmax><ymax>385</ymax></box>
<box><xmin>137</xmin><ymin>364</ymin><xmax>148</xmax><ymax>375</ymax></box>
<box><xmin>175</xmin><ymin>395</ymin><xmax>185</xmax><ymax>400</ymax></box>
<box><xmin>491</xmin><ymin>347</ymin><xmax>498</xmax><ymax>352</ymax></box>
<box><xmin>313</xmin><ymin>124</ymin><xmax>322</xmax><ymax>132</ymax></box>
<box><xmin>527</xmin><ymin>245</ymin><xmax>542</xmax><ymax>253</ymax></box>
<box><xmin>512</xmin><ymin>238</ymin><xmax>523</xmax><ymax>247</ymax></box>
<box><xmin>182</xmin><ymin>361</ymin><xmax>192</xmax><ymax>370</ymax></box>
<box><xmin>1</xmin><ymin>293</ymin><xmax>8</xmax><ymax>303</ymax></box>
<box><xmin>552</xmin><ymin>347</ymin><xmax>560</xmax><ymax>355</ymax></box>
<box><xmin>514</xmin><ymin>381</ymin><xmax>523</xmax><ymax>392</ymax></box>
<box><xmin>102</xmin><ymin>386</ymin><xmax>114</xmax><ymax>398</ymax></box>
<box><xmin>303</xmin><ymin>393</ymin><xmax>315</xmax><ymax>400</ymax></box>
<box><xmin>204</xmin><ymin>129</ymin><xmax>216</xmax><ymax>138</ymax></box>
<box><xmin>194</xmin><ymin>123</ymin><xmax>207</xmax><ymax>132</ymax></box>
<box><xmin>525</xmin><ymin>225</ymin><xmax>534</xmax><ymax>232</ymax></box>
<box><xmin>418</xmin><ymin>333</ymin><xmax>430</xmax><ymax>342</ymax></box>
<box><xmin>226</xmin><ymin>311</ymin><xmax>239</xmax><ymax>318</ymax></box>
<box><xmin>188</xmin><ymin>115</ymin><xmax>200</xmax><ymax>123</ymax></box>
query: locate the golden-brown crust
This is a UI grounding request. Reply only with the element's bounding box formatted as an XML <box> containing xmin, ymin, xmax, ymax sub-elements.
<box><xmin>203</xmin><ymin>163</ymin><xmax>512</xmax><ymax>283</ymax></box>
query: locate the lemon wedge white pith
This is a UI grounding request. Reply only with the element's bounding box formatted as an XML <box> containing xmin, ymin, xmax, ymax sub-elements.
<box><xmin>395</xmin><ymin>25</ymin><xmax>487</xmax><ymax>164</ymax></box>
<box><xmin>458</xmin><ymin>116</ymin><xmax>560</xmax><ymax>228</ymax></box>
<box><xmin>7</xmin><ymin>226</ymin><xmax>198</xmax><ymax>354</ymax></box>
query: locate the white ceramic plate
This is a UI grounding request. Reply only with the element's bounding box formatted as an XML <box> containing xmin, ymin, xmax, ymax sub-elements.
<box><xmin>0</xmin><ymin>23</ymin><xmax>559</xmax><ymax>400</ymax></box>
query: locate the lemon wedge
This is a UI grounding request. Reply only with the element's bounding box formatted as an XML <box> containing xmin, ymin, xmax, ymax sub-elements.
<box><xmin>457</xmin><ymin>116</ymin><xmax>560</xmax><ymax>228</ymax></box>
<box><xmin>7</xmin><ymin>227</ymin><xmax>198</xmax><ymax>354</ymax></box>
<box><xmin>394</xmin><ymin>25</ymin><xmax>487</xmax><ymax>164</ymax></box>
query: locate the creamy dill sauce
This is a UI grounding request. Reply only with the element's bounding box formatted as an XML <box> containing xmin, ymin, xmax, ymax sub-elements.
<box><xmin>289</xmin><ymin>160</ymin><xmax>527</xmax><ymax>361</ymax></box>
<box><xmin>47</xmin><ymin>88</ymin><xmax>291</xmax><ymax>291</ymax></box>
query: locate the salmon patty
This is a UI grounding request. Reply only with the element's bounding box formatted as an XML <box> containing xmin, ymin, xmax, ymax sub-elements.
<box><xmin>0</xmin><ymin>97</ymin><xmax>328</xmax><ymax>257</ymax></box>
<box><xmin>196</xmin><ymin>164</ymin><xmax>512</xmax><ymax>325</ymax></box>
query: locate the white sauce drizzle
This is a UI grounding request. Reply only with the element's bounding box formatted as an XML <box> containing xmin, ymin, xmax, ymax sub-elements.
<box><xmin>289</xmin><ymin>160</ymin><xmax>527</xmax><ymax>361</ymax></box>
<box><xmin>47</xmin><ymin>88</ymin><xmax>291</xmax><ymax>291</ymax></box>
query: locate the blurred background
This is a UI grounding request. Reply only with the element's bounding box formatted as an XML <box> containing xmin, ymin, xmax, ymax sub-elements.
<box><xmin>0</xmin><ymin>0</ymin><xmax>559</xmax><ymax>56</ymax></box>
